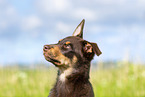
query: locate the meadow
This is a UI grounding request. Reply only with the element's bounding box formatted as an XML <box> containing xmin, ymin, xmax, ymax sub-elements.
<box><xmin>0</xmin><ymin>62</ymin><xmax>145</xmax><ymax>97</ymax></box>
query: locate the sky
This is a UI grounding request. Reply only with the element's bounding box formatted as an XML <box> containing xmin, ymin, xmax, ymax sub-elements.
<box><xmin>0</xmin><ymin>0</ymin><xmax>145</xmax><ymax>65</ymax></box>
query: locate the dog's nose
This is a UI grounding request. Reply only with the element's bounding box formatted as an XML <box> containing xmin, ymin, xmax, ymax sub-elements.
<box><xmin>43</xmin><ymin>45</ymin><xmax>53</xmax><ymax>51</ymax></box>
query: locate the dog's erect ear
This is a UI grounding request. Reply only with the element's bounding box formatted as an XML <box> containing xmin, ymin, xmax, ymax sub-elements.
<box><xmin>72</xmin><ymin>19</ymin><xmax>85</xmax><ymax>38</ymax></box>
<box><xmin>91</xmin><ymin>42</ymin><xmax>102</xmax><ymax>56</ymax></box>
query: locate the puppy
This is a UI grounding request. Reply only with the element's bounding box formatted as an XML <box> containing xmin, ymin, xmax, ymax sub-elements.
<box><xmin>43</xmin><ymin>19</ymin><xmax>102</xmax><ymax>97</ymax></box>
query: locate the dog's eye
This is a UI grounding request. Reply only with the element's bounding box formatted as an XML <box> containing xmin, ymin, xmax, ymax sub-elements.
<box><xmin>63</xmin><ymin>44</ymin><xmax>71</xmax><ymax>49</ymax></box>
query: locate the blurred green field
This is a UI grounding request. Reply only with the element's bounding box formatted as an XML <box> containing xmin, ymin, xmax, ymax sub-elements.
<box><xmin>0</xmin><ymin>63</ymin><xmax>145</xmax><ymax>97</ymax></box>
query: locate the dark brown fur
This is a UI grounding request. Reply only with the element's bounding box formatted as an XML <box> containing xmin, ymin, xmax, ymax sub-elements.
<box><xmin>43</xmin><ymin>19</ymin><xmax>102</xmax><ymax>97</ymax></box>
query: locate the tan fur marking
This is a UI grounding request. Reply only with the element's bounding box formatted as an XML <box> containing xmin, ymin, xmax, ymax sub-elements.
<box><xmin>65</xmin><ymin>41</ymin><xmax>71</xmax><ymax>45</ymax></box>
<box><xmin>50</xmin><ymin>46</ymin><xmax>71</xmax><ymax>66</ymax></box>
<box><xmin>86</xmin><ymin>43</ymin><xmax>92</xmax><ymax>53</ymax></box>
<box><xmin>59</xmin><ymin>39</ymin><xmax>63</xmax><ymax>42</ymax></box>
<box><xmin>71</xmin><ymin>55</ymin><xmax>78</xmax><ymax>65</ymax></box>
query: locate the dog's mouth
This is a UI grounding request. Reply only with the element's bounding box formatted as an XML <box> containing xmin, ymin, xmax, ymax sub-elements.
<box><xmin>43</xmin><ymin>53</ymin><xmax>61</xmax><ymax>66</ymax></box>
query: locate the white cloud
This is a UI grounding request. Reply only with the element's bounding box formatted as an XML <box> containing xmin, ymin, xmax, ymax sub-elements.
<box><xmin>0</xmin><ymin>21</ymin><xmax>7</xmax><ymax>31</ymax></box>
<box><xmin>5</xmin><ymin>6</ymin><xmax>17</xmax><ymax>16</ymax></box>
<box><xmin>56</xmin><ymin>21</ymin><xmax>72</xmax><ymax>34</ymax></box>
<box><xmin>36</xmin><ymin>0</ymin><xmax>71</xmax><ymax>14</ymax></box>
<box><xmin>21</xmin><ymin>15</ymin><xmax>42</xmax><ymax>31</ymax></box>
<box><xmin>91</xmin><ymin>0</ymin><xmax>145</xmax><ymax>24</ymax></box>
<box><xmin>35</xmin><ymin>0</ymin><xmax>145</xmax><ymax>24</ymax></box>
<box><xmin>89</xmin><ymin>25</ymin><xmax>105</xmax><ymax>34</ymax></box>
<box><xmin>0</xmin><ymin>1</ymin><xmax>18</xmax><ymax>32</ymax></box>
<box><xmin>0</xmin><ymin>0</ymin><xmax>6</xmax><ymax>5</ymax></box>
<box><xmin>73</xmin><ymin>8</ymin><xmax>97</xmax><ymax>21</ymax></box>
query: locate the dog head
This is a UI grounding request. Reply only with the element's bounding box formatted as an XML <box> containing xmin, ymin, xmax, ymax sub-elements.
<box><xmin>43</xmin><ymin>19</ymin><xmax>102</xmax><ymax>68</ymax></box>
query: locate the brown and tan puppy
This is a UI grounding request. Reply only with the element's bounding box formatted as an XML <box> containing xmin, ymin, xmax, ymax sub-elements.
<box><xmin>43</xmin><ymin>19</ymin><xmax>102</xmax><ymax>97</ymax></box>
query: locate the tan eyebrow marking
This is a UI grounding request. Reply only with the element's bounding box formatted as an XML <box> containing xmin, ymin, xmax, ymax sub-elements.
<box><xmin>84</xmin><ymin>42</ymin><xmax>90</xmax><ymax>46</ymax></box>
<box><xmin>59</xmin><ymin>39</ymin><xmax>63</xmax><ymax>42</ymax></box>
<box><xmin>65</xmin><ymin>41</ymin><xmax>71</xmax><ymax>45</ymax></box>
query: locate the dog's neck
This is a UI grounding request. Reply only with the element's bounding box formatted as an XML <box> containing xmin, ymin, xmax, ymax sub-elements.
<box><xmin>58</xmin><ymin>62</ymin><xmax>90</xmax><ymax>83</ymax></box>
<box><xmin>58</xmin><ymin>67</ymin><xmax>75</xmax><ymax>82</ymax></box>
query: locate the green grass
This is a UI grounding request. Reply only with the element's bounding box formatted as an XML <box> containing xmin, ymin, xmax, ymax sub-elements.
<box><xmin>0</xmin><ymin>63</ymin><xmax>145</xmax><ymax>97</ymax></box>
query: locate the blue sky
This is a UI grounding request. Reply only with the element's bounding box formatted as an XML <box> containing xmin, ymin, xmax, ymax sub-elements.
<box><xmin>0</xmin><ymin>0</ymin><xmax>145</xmax><ymax>65</ymax></box>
